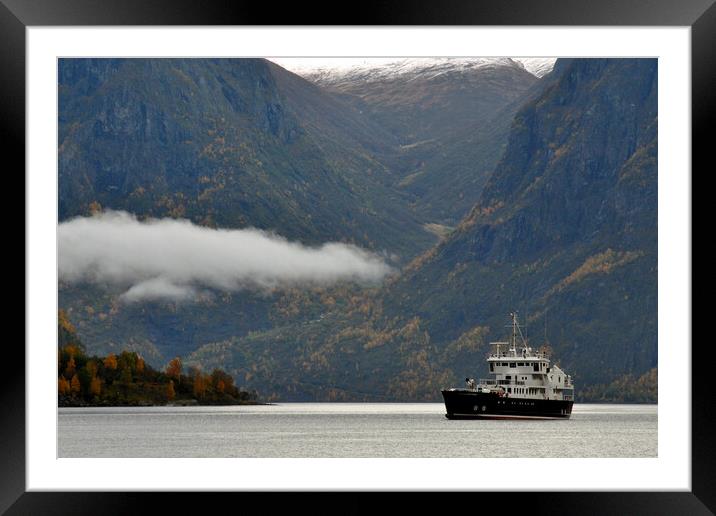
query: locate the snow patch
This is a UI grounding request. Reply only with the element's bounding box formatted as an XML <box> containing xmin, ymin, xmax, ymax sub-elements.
<box><xmin>270</xmin><ymin>57</ymin><xmax>555</xmax><ymax>84</ymax></box>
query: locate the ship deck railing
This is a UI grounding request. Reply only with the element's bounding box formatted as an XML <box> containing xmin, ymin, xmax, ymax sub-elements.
<box><xmin>488</xmin><ymin>350</ymin><xmax>550</xmax><ymax>360</ymax></box>
<box><xmin>479</xmin><ymin>379</ymin><xmax>527</xmax><ymax>386</ymax></box>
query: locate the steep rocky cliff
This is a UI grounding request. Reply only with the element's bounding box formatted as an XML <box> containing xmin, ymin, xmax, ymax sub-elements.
<box><xmin>59</xmin><ymin>58</ymin><xmax>432</xmax><ymax>258</ymax></box>
<box><xmin>381</xmin><ymin>58</ymin><xmax>658</xmax><ymax>388</ymax></box>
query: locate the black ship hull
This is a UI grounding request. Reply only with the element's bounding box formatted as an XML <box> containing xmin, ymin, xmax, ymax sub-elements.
<box><xmin>441</xmin><ymin>389</ymin><xmax>573</xmax><ymax>420</ymax></box>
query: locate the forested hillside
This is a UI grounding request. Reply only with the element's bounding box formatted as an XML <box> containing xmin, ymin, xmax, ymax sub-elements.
<box><xmin>58</xmin><ymin>58</ymin><xmax>658</xmax><ymax>403</ymax></box>
<box><xmin>58</xmin><ymin>310</ymin><xmax>257</xmax><ymax>406</ymax></box>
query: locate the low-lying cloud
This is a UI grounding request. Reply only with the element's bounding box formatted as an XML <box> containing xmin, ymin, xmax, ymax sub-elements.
<box><xmin>58</xmin><ymin>211</ymin><xmax>393</xmax><ymax>302</ymax></box>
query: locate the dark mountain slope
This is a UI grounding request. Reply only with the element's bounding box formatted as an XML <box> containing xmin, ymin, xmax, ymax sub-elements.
<box><xmin>380</xmin><ymin>58</ymin><xmax>658</xmax><ymax>388</ymax></box>
<box><xmin>398</xmin><ymin>65</ymin><xmax>564</xmax><ymax>224</ymax></box>
<box><xmin>57</xmin><ymin>58</ymin><xmax>438</xmax><ymax>370</ymax></box>
<box><xmin>304</xmin><ymin>59</ymin><xmax>540</xmax><ymax>224</ymax></box>
<box><xmin>309</xmin><ymin>58</ymin><xmax>537</xmax><ymax>144</ymax></box>
<box><xmin>186</xmin><ymin>58</ymin><xmax>658</xmax><ymax>400</ymax></box>
<box><xmin>59</xmin><ymin>58</ymin><xmax>433</xmax><ymax>258</ymax></box>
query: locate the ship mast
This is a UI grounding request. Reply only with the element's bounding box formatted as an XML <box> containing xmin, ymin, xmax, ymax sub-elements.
<box><xmin>509</xmin><ymin>311</ymin><xmax>528</xmax><ymax>354</ymax></box>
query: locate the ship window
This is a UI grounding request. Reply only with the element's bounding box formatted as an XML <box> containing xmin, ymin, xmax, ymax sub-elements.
<box><xmin>509</xmin><ymin>363</ymin><xmax>516</xmax><ymax>368</ymax></box>
<box><xmin>533</xmin><ymin>363</ymin><xmax>539</xmax><ymax>372</ymax></box>
<box><xmin>490</xmin><ymin>363</ymin><xmax>494</xmax><ymax>372</ymax></box>
<box><xmin>517</xmin><ymin>362</ymin><xmax>523</xmax><ymax>366</ymax></box>
<box><xmin>502</xmin><ymin>362</ymin><xmax>508</xmax><ymax>367</ymax></box>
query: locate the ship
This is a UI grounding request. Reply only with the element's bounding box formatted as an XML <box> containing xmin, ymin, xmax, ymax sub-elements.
<box><xmin>441</xmin><ymin>312</ymin><xmax>574</xmax><ymax>419</ymax></box>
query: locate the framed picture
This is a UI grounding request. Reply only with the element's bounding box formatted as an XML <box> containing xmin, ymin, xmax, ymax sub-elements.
<box><xmin>8</xmin><ymin>0</ymin><xmax>708</xmax><ymax>512</ymax></box>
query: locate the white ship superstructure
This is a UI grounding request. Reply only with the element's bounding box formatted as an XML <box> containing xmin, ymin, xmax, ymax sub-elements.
<box><xmin>476</xmin><ymin>312</ymin><xmax>574</xmax><ymax>401</ymax></box>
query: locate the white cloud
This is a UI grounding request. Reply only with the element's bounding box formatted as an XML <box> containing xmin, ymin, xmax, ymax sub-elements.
<box><xmin>58</xmin><ymin>211</ymin><xmax>393</xmax><ymax>302</ymax></box>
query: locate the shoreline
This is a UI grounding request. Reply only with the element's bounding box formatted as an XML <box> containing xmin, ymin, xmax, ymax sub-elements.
<box><xmin>58</xmin><ymin>400</ymin><xmax>270</xmax><ymax>408</ymax></box>
<box><xmin>58</xmin><ymin>400</ymin><xmax>655</xmax><ymax>408</ymax></box>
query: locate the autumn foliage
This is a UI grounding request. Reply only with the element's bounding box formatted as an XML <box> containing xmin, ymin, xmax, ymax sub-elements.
<box><xmin>58</xmin><ymin>376</ymin><xmax>70</xmax><ymax>396</ymax></box>
<box><xmin>166</xmin><ymin>380</ymin><xmax>176</xmax><ymax>401</ymax></box>
<box><xmin>166</xmin><ymin>357</ymin><xmax>182</xmax><ymax>379</ymax></box>
<box><xmin>90</xmin><ymin>376</ymin><xmax>102</xmax><ymax>397</ymax></box>
<box><xmin>103</xmin><ymin>353</ymin><xmax>118</xmax><ymax>370</ymax></box>
<box><xmin>57</xmin><ymin>311</ymin><xmax>257</xmax><ymax>407</ymax></box>
<box><xmin>70</xmin><ymin>374</ymin><xmax>81</xmax><ymax>394</ymax></box>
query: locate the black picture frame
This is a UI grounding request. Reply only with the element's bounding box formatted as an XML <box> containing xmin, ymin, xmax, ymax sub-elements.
<box><xmin>6</xmin><ymin>0</ymin><xmax>708</xmax><ymax>513</ymax></box>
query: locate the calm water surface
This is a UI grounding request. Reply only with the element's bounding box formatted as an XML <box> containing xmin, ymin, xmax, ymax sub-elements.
<box><xmin>58</xmin><ymin>403</ymin><xmax>656</xmax><ymax>458</ymax></box>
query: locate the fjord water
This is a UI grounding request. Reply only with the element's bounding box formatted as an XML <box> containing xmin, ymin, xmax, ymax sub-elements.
<box><xmin>58</xmin><ymin>403</ymin><xmax>656</xmax><ymax>458</ymax></box>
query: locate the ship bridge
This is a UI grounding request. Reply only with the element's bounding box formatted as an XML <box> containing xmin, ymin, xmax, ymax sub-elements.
<box><xmin>474</xmin><ymin>313</ymin><xmax>574</xmax><ymax>401</ymax></box>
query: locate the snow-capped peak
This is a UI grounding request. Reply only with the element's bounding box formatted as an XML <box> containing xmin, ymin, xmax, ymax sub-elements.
<box><xmin>269</xmin><ymin>57</ymin><xmax>556</xmax><ymax>84</ymax></box>
<box><xmin>514</xmin><ymin>58</ymin><xmax>557</xmax><ymax>78</ymax></box>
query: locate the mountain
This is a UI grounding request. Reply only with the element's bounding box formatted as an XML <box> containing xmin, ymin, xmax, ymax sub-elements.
<box><xmin>295</xmin><ymin>58</ymin><xmax>541</xmax><ymax>224</ymax></box>
<box><xmin>58</xmin><ymin>58</ymin><xmax>433</xmax><ymax>259</ymax></box>
<box><xmin>57</xmin><ymin>57</ymin><xmax>541</xmax><ymax>367</ymax></box>
<box><xmin>392</xmin><ymin>64</ymin><xmax>562</xmax><ymax>225</ymax></box>
<box><xmin>58</xmin><ymin>57</ymin><xmax>658</xmax><ymax>403</ymax></box>
<box><xmin>516</xmin><ymin>58</ymin><xmax>557</xmax><ymax>78</ymax></box>
<box><xmin>375</xmin><ymin>57</ymin><xmax>658</xmax><ymax>390</ymax></box>
<box><xmin>182</xmin><ymin>58</ymin><xmax>658</xmax><ymax>401</ymax></box>
<box><xmin>299</xmin><ymin>57</ymin><xmax>536</xmax><ymax>143</ymax></box>
<box><xmin>57</xmin><ymin>57</ymin><xmax>437</xmax><ymax>371</ymax></box>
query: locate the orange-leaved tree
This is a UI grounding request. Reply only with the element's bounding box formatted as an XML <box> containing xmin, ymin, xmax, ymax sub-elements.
<box><xmin>70</xmin><ymin>374</ymin><xmax>81</xmax><ymax>396</ymax></box>
<box><xmin>85</xmin><ymin>360</ymin><xmax>98</xmax><ymax>379</ymax></box>
<box><xmin>58</xmin><ymin>376</ymin><xmax>71</xmax><ymax>396</ymax></box>
<box><xmin>166</xmin><ymin>380</ymin><xmax>176</xmax><ymax>401</ymax></box>
<box><xmin>88</xmin><ymin>200</ymin><xmax>102</xmax><ymax>215</ymax></box>
<box><xmin>166</xmin><ymin>357</ymin><xmax>182</xmax><ymax>380</ymax></box>
<box><xmin>104</xmin><ymin>353</ymin><xmax>118</xmax><ymax>370</ymax></box>
<box><xmin>58</xmin><ymin>309</ymin><xmax>76</xmax><ymax>335</ymax></box>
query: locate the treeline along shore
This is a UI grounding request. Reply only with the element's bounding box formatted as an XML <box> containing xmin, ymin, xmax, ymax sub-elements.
<box><xmin>58</xmin><ymin>310</ymin><xmax>259</xmax><ymax>407</ymax></box>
